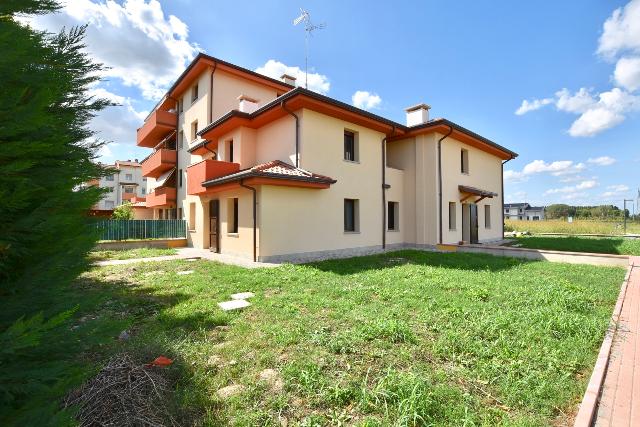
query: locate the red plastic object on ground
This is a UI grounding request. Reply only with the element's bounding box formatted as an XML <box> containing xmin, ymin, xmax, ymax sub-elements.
<box><xmin>151</xmin><ymin>356</ymin><xmax>173</xmax><ymax>367</ymax></box>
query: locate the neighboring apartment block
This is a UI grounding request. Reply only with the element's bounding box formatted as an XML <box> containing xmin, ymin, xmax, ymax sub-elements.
<box><xmin>504</xmin><ymin>203</ymin><xmax>545</xmax><ymax>221</ymax></box>
<box><xmin>94</xmin><ymin>160</ymin><xmax>147</xmax><ymax>211</ymax></box>
<box><xmin>136</xmin><ymin>54</ymin><xmax>518</xmax><ymax>262</ymax></box>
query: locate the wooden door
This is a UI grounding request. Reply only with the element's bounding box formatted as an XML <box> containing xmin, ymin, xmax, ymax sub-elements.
<box><xmin>209</xmin><ymin>200</ymin><xmax>219</xmax><ymax>253</ymax></box>
<box><xmin>469</xmin><ymin>204</ymin><xmax>479</xmax><ymax>244</ymax></box>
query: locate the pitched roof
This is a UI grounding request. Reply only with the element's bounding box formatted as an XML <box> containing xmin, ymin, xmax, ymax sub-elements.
<box><xmin>202</xmin><ymin>160</ymin><xmax>336</xmax><ymax>187</ymax></box>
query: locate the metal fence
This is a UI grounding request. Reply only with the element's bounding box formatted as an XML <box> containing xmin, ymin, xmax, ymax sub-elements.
<box><xmin>96</xmin><ymin>220</ymin><xmax>187</xmax><ymax>241</ymax></box>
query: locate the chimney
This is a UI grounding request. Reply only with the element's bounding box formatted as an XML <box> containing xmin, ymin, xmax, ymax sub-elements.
<box><xmin>405</xmin><ymin>103</ymin><xmax>431</xmax><ymax>126</ymax></box>
<box><xmin>134</xmin><ymin>158</ymin><xmax>138</xmax><ymax>163</ymax></box>
<box><xmin>237</xmin><ymin>94</ymin><xmax>259</xmax><ymax>114</ymax></box>
<box><xmin>280</xmin><ymin>73</ymin><xmax>296</xmax><ymax>86</ymax></box>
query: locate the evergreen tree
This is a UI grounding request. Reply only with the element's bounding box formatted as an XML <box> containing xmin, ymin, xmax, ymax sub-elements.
<box><xmin>0</xmin><ymin>0</ymin><xmax>110</xmax><ymax>288</ymax></box>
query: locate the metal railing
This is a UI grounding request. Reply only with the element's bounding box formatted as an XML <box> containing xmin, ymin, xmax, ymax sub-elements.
<box><xmin>96</xmin><ymin>219</ymin><xmax>186</xmax><ymax>241</ymax></box>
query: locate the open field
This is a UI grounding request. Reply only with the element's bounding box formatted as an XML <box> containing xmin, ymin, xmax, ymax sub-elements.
<box><xmin>509</xmin><ymin>235</ymin><xmax>640</xmax><ymax>256</ymax></box>
<box><xmin>505</xmin><ymin>219</ymin><xmax>640</xmax><ymax>235</ymax></box>
<box><xmin>87</xmin><ymin>247</ymin><xmax>178</xmax><ymax>261</ymax></box>
<box><xmin>1</xmin><ymin>251</ymin><xmax>624</xmax><ymax>426</ymax></box>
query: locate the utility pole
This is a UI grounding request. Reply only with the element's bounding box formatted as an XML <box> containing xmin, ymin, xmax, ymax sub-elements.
<box><xmin>624</xmin><ymin>199</ymin><xmax>633</xmax><ymax>234</ymax></box>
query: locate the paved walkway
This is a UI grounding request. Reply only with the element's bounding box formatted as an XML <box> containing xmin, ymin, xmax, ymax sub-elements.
<box><xmin>575</xmin><ymin>257</ymin><xmax>640</xmax><ymax>426</ymax></box>
<box><xmin>94</xmin><ymin>247</ymin><xmax>278</xmax><ymax>269</ymax></box>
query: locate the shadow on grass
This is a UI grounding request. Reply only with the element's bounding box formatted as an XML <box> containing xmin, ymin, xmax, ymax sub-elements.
<box><xmin>306</xmin><ymin>249</ymin><xmax>535</xmax><ymax>276</ymax></box>
<box><xmin>513</xmin><ymin>236</ymin><xmax>630</xmax><ymax>255</ymax></box>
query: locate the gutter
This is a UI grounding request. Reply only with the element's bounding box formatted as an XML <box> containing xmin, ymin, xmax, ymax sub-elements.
<box><xmin>239</xmin><ymin>179</ymin><xmax>257</xmax><ymax>262</ymax></box>
<box><xmin>381</xmin><ymin>126</ymin><xmax>396</xmax><ymax>249</ymax></box>
<box><xmin>437</xmin><ymin>125</ymin><xmax>454</xmax><ymax>245</ymax></box>
<box><xmin>501</xmin><ymin>157</ymin><xmax>514</xmax><ymax>239</ymax></box>
<box><xmin>280</xmin><ymin>100</ymin><xmax>300</xmax><ymax>168</ymax></box>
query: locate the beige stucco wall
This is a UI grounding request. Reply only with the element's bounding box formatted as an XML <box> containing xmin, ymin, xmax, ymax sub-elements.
<box><xmin>439</xmin><ymin>134</ymin><xmax>503</xmax><ymax>244</ymax></box>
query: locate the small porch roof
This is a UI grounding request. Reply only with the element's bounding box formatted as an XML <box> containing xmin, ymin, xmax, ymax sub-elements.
<box><xmin>458</xmin><ymin>185</ymin><xmax>498</xmax><ymax>203</ymax></box>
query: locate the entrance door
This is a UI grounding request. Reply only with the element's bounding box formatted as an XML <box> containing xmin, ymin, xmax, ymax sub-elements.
<box><xmin>209</xmin><ymin>200</ymin><xmax>220</xmax><ymax>253</ymax></box>
<box><xmin>469</xmin><ymin>204</ymin><xmax>479</xmax><ymax>244</ymax></box>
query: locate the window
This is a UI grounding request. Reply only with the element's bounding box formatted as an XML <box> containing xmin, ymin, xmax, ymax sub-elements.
<box><xmin>178</xmin><ymin>207</ymin><xmax>183</xmax><ymax>219</ymax></box>
<box><xmin>485</xmin><ymin>205</ymin><xmax>491</xmax><ymax>228</ymax></box>
<box><xmin>178</xmin><ymin>98</ymin><xmax>183</xmax><ymax>113</ymax></box>
<box><xmin>228</xmin><ymin>198</ymin><xmax>238</xmax><ymax>233</ymax></box>
<box><xmin>344</xmin><ymin>199</ymin><xmax>359</xmax><ymax>232</ymax></box>
<box><xmin>106</xmin><ymin>175</ymin><xmax>114</xmax><ymax>181</ymax></box>
<box><xmin>191</xmin><ymin>121</ymin><xmax>198</xmax><ymax>141</ymax></box>
<box><xmin>125</xmin><ymin>173</ymin><xmax>133</xmax><ymax>181</ymax></box>
<box><xmin>179</xmin><ymin>169</ymin><xmax>183</xmax><ymax>188</ymax></box>
<box><xmin>344</xmin><ymin>130</ymin><xmax>357</xmax><ymax>161</ymax></box>
<box><xmin>461</xmin><ymin>149</ymin><xmax>469</xmax><ymax>174</ymax></box>
<box><xmin>107</xmin><ymin>186</ymin><xmax>114</xmax><ymax>193</ymax></box>
<box><xmin>142</xmin><ymin>187</ymin><xmax>146</xmax><ymax>195</ymax></box>
<box><xmin>105</xmin><ymin>201</ymin><xmax>114</xmax><ymax>209</ymax></box>
<box><xmin>224</xmin><ymin>140</ymin><xmax>234</xmax><ymax>162</ymax></box>
<box><xmin>124</xmin><ymin>186</ymin><xmax>134</xmax><ymax>194</ymax></box>
<box><xmin>387</xmin><ymin>201</ymin><xmax>399</xmax><ymax>231</ymax></box>
<box><xmin>448</xmin><ymin>202</ymin><xmax>456</xmax><ymax>230</ymax></box>
<box><xmin>178</xmin><ymin>131</ymin><xmax>184</xmax><ymax>150</ymax></box>
<box><xmin>191</xmin><ymin>84</ymin><xmax>199</xmax><ymax>103</ymax></box>
<box><xmin>189</xmin><ymin>202</ymin><xmax>196</xmax><ymax>231</ymax></box>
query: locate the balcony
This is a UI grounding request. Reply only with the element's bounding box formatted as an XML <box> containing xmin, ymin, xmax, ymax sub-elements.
<box><xmin>187</xmin><ymin>160</ymin><xmax>240</xmax><ymax>195</ymax></box>
<box><xmin>122</xmin><ymin>192</ymin><xmax>135</xmax><ymax>201</ymax></box>
<box><xmin>146</xmin><ymin>186</ymin><xmax>176</xmax><ymax>207</ymax></box>
<box><xmin>130</xmin><ymin>196</ymin><xmax>146</xmax><ymax>204</ymax></box>
<box><xmin>141</xmin><ymin>149</ymin><xmax>177</xmax><ymax>178</ymax></box>
<box><xmin>136</xmin><ymin>109</ymin><xmax>177</xmax><ymax>148</ymax></box>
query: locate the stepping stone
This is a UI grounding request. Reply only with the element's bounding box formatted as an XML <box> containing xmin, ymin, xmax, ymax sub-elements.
<box><xmin>218</xmin><ymin>300</ymin><xmax>251</xmax><ymax>311</ymax></box>
<box><xmin>185</xmin><ymin>258</ymin><xmax>200</xmax><ymax>262</ymax></box>
<box><xmin>177</xmin><ymin>270</ymin><xmax>194</xmax><ymax>275</ymax></box>
<box><xmin>231</xmin><ymin>292</ymin><xmax>255</xmax><ymax>300</ymax></box>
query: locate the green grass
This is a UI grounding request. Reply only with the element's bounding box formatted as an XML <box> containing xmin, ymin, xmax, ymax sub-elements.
<box><xmin>88</xmin><ymin>247</ymin><xmax>178</xmax><ymax>261</ymax></box>
<box><xmin>0</xmin><ymin>251</ymin><xmax>624</xmax><ymax>426</ymax></box>
<box><xmin>510</xmin><ymin>235</ymin><xmax>640</xmax><ymax>255</ymax></box>
<box><xmin>505</xmin><ymin>219</ymin><xmax>640</xmax><ymax>235</ymax></box>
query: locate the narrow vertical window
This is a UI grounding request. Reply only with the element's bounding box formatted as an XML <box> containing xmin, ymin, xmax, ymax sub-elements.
<box><xmin>387</xmin><ymin>201</ymin><xmax>399</xmax><ymax>231</ymax></box>
<box><xmin>344</xmin><ymin>131</ymin><xmax>356</xmax><ymax>161</ymax></box>
<box><xmin>229</xmin><ymin>140</ymin><xmax>234</xmax><ymax>163</ymax></box>
<box><xmin>344</xmin><ymin>199</ymin><xmax>359</xmax><ymax>232</ymax></box>
<box><xmin>485</xmin><ymin>205</ymin><xmax>491</xmax><ymax>228</ymax></box>
<box><xmin>228</xmin><ymin>198</ymin><xmax>238</xmax><ymax>233</ymax></box>
<box><xmin>191</xmin><ymin>121</ymin><xmax>198</xmax><ymax>141</ymax></box>
<box><xmin>449</xmin><ymin>202</ymin><xmax>456</xmax><ymax>230</ymax></box>
<box><xmin>179</xmin><ymin>169</ymin><xmax>183</xmax><ymax>188</ymax></box>
<box><xmin>178</xmin><ymin>131</ymin><xmax>184</xmax><ymax>149</ymax></box>
<box><xmin>192</xmin><ymin>84</ymin><xmax>198</xmax><ymax>102</ymax></box>
<box><xmin>461</xmin><ymin>149</ymin><xmax>469</xmax><ymax>174</ymax></box>
<box><xmin>189</xmin><ymin>202</ymin><xmax>196</xmax><ymax>230</ymax></box>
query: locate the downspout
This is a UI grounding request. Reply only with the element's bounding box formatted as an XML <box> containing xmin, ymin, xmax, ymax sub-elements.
<box><xmin>437</xmin><ymin>125</ymin><xmax>454</xmax><ymax>245</ymax></box>
<box><xmin>239</xmin><ymin>179</ymin><xmax>257</xmax><ymax>262</ymax></box>
<box><xmin>501</xmin><ymin>157</ymin><xmax>514</xmax><ymax>239</ymax></box>
<box><xmin>381</xmin><ymin>125</ymin><xmax>396</xmax><ymax>250</ymax></box>
<box><xmin>208</xmin><ymin>62</ymin><xmax>217</xmax><ymax>124</ymax></box>
<box><xmin>168</xmin><ymin>96</ymin><xmax>178</xmax><ymax>219</ymax></box>
<box><xmin>281</xmin><ymin>101</ymin><xmax>300</xmax><ymax>168</ymax></box>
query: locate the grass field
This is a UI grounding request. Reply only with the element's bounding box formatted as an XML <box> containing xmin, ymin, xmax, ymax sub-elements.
<box><xmin>509</xmin><ymin>235</ymin><xmax>640</xmax><ymax>255</ymax></box>
<box><xmin>87</xmin><ymin>247</ymin><xmax>178</xmax><ymax>261</ymax></box>
<box><xmin>505</xmin><ymin>219</ymin><xmax>640</xmax><ymax>235</ymax></box>
<box><xmin>1</xmin><ymin>251</ymin><xmax>624</xmax><ymax>426</ymax></box>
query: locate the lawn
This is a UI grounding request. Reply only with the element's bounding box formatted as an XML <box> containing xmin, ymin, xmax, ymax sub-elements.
<box><xmin>509</xmin><ymin>235</ymin><xmax>640</xmax><ymax>255</ymax></box>
<box><xmin>1</xmin><ymin>251</ymin><xmax>624</xmax><ymax>426</ymax></box>
<box><xmin>88</xmin><ymin>247</ymin><xmax>178</xmax><ymax>261</ymax></box>
<box><xmin>505</xmin><ymin>219</ymin><xmax>640</xmax><ymax>235</ymax></box>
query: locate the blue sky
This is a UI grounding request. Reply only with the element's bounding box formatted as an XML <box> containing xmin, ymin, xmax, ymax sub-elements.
<box><xmin>24</xmin><ymin>0</ymin><xmax>640</xmax><ymax>209</ymax></box>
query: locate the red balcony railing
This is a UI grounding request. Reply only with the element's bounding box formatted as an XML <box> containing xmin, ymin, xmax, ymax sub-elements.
<box><xmin>187</xmin><ymin>160</ymin><xmax>240</xmax><ymax>195</ymax></box>
<box><xmin>146</xmin><ymin>186</ymin><xmax>176</xmax><ymax>207</ymax></box>
<box><xmin>122</xmin><ymin>192</ymin><xmax>135</xmax><ymax>201</ymax></box>
<box><xmin>141</xmin><ymin>149</ymin><xmax>177</xmax><ymax>178</ymax></box>
<box><xmin>136</xmin><ymin>109</ymin><xmax>177</xmax><ymax>148</ymax></box>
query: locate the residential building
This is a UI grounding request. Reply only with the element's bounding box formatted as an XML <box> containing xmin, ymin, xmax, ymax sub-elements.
<box><xmin>136</xmin><ymin>54</ymin><xmax>518</xmax><ymax>262</ymax></box>
<box><xmin>93</xmin><ymin>160</ymin><xmax>147</xmax><ymax>211</ymax></box>
<box><xmin>504</xmin><ymin>203</ymin><xmax>545</xmax><ymax>220</ymax></box>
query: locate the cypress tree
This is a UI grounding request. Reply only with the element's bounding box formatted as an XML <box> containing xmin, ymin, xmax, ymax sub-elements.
<box><xmin>0</xmin><ymin>0</ymin><xmax>110</xmax><ymax>288</ymax></box>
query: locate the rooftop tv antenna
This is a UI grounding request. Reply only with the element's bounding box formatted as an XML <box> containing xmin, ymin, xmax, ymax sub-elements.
<box><xmin>293</xmin><ymin>8</ymin><xmax>325</xmax><ymax>89</ymax></box>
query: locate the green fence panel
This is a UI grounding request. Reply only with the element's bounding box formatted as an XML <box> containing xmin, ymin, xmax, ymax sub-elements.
<box><xmin>96</xmin><ymin>220</ymin><xmax>187</xmax><ymax>241</ymax></box>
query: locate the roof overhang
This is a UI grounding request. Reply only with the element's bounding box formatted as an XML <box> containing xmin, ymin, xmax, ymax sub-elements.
<box><xmin>459</xmin><ymin>185</ymin><xmax>498</xmax><ymax>203</ymax></box>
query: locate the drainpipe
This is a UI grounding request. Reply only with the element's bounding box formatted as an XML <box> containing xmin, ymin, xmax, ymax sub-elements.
<box><xmin>281</xmin><ymin>101</ymin><xmax>300</xmax><ymax>168</ymax></box>
<box><xmin>208</xmin><ymin>62</ymin><xmax>217</xmax><ymax>124</ymax></box>
<box><xmin>239</xmin><ymin>179</ymin><xmax>257</xmax><ymax>262</ymax></box>
<box><xmin>501</xmin><ymin>157</ymin><xmax>514</xmax><ymax>239</ymax></box>
<box><xmin>437</xmin><ymin>125</ymin><xmax>454</xmax><ymax>245</ymax></box>
<box><xmin>381</xmin><ymin>126</ymin><xmax>396</xmax><ymax>250</ymax></box>
<box><xmin>168</xmin><ymin>96</ymin><xmax>178</xmax><ymax>219</ymax></box>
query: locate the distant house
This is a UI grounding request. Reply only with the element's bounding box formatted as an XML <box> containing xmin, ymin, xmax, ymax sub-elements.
<box><xmin>504</xmin><ymin>203</ymin><xmax>545</xmax><ymax>221</ymax></box>
<box><xmin>90</xmin><ymin>160</ymin><xmax>153</xmax><ymax>219</ymax></box>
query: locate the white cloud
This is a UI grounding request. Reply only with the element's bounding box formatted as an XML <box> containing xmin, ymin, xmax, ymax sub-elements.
<box><xmin>98</xmin><ymin>144</ymin><xmax>113</xmax><ymax>159</ymax></box>
<box><xmin>255</xmin><ymin>59</ymin><xmax>330</xmax><ymax>94</ymax></box>
<box><xmin>505</xmin><ymin>159</ymin><xmax>585</xmax><ymax>183</ymax></box>
<box><xmin>352</xmin><ymin>91</ymin><xmax>382</xmax><ymax>110</ymax></box>
<box><xmin>19</xmin><ymin>0</ymin><xmax>200</xmax><ymax>100</ymax></box>
<box><xmin>544</xmin><ymin>180</ymin><xmax>598</xmax><ymax>195</ymax></box>
<box><xmin>587</xmin><ymin>156</ymin><xmax>617</xmax><ymax>166</ymax></box>
<box><xmin>614</xmin><ymin>56</ymin><xmax>640</xmax><ymax>91</ymax></box>
<box><xmin>597</xmin><ymin>0</ymin><xmax>640</xmax><ymax>59</ymax></box>
<box><xmin>87</xmin><ymin>87</ymin><xmax>147</xmax><ymax>148</ymax></box>
<box><xmin>602</xmin><ymin>184</ymin><xmax>630</xmax><ymax>198</ymax></box>
<box><xmin>515</xmin><ymin>1</ymin><xmax>640</xmax><ymax>137</ymax></box>
<box><xmin>515</xmin><ymin>98</ymin><xmax>553</xmax><ymax>115</ymax></box>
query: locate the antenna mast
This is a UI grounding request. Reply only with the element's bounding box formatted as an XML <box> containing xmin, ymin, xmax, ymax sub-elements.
<box><xmin>293</xmin><ymin>8</ymin><xmax>325</xmax><ymax>89</ymax></box>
